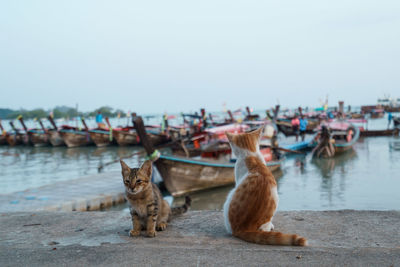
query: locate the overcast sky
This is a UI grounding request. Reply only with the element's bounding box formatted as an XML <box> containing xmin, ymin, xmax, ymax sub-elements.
<box><xmin>1</xmin><ymin>0</ymin><xmax>399</xmax><ymax>114</ymax></box>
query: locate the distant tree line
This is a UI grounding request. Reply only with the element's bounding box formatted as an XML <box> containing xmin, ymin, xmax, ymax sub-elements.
<box><xmin>0</xmin><ymin>106</ymin><xmax>127</xmax><ymax>120</ymax></box>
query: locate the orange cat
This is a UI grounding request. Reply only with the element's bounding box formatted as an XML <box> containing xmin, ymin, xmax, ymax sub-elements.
<box><xmin>223</xmin><ymin>127</ymin><xmax>307</xmax><ymax>246</ymax></box>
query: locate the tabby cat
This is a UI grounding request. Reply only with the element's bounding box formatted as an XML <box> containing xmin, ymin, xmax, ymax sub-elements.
<box><xmin>223</xmin><ymin>127</ymin><xmax>307</xmax><ymax>246</ymax></box>
<box><xmin>120</xmin><ymin>159</ymin><xmax>191</xmax><ymax>237</ymax></box>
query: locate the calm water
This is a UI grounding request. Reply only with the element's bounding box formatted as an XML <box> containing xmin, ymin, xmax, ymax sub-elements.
<box><xmin>1</xmin><ymin>117</ymin><xmax>399</xmax><ymax>211</ymax></box>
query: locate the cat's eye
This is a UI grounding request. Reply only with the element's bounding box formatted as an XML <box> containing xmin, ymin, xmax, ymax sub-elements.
<box><xmin>137</xmin><ymin>179</ymin><xmax>142</xmax><ymax>183</ymax></box>
<box><xmin>124</xmin><ymin>180</ymin><xmax>129</xmax><ymax>185</ymax></box>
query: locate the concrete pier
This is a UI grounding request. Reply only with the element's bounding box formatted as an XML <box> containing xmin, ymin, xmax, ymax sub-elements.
<box><xmin>0</xmin><ymin>171</ymin><xmax>125</xmax><ymax>212</ymax></box>
<box><xmin>0</xmin><ymin>210</ymin><xmax>399</xmax><ymax>266</ymax></box>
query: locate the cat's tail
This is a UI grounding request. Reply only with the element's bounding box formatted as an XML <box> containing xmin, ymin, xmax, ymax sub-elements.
<box><xmin>171</xmin><ymin>196</ymin><xmax>191</xmax><ymax>216</ymax></box>
<box><xmin>233</xmin><ymin>230</ymin><xmax>307</xmax><ymax>246</ymax></box>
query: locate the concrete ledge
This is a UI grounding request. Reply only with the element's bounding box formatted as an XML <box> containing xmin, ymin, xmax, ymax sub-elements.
<box><xmin>0</xmin><ymin>210</ymin><xmax>399</xmax><ymax>266</ymax></box>
<box><xmin>0</xmin><ymin>172</ymin><xmax>126</xmax><ymax>212</ymax></box>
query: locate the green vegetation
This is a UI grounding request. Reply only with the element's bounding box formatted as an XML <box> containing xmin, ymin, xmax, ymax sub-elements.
<box><xmin>0</xmin><ymin>106</ymin><xmax>127</xmax><ymax>120</ymax></box>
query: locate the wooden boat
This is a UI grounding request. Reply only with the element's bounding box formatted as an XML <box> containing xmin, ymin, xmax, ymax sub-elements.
<box><xmin>311</xmin><ymin>121</ymin><xmax>360</xmax><ymax>158</ymax></box>
<box><xmin>155</xmin><ymin>153</ymin><xmax>284</xmax><ymax>197</ymax></box>
<box><xmin>112</xmin><ymin>127</ymin><xmax>140</xmax><ymax>146</ymax></box>
<box><xmin>59</xmin><ymin>126</ymin><xmax>93</xmax><ymax>148</ymax></box>
<box><xmin>27</xmin><ymin>129</ymin><xmax>49</xmax><ymax>147</ymax></box>
<box><xmin>0</xmin><ymin>121</ymin><xmax>7</xmax><ymax>145</ymax></box>
<box><xmin>15</xmin><ymin>117</ymin><xmax>49</xmax><ymax>147</ymax></box>
<box><xmin>47</xmin><ymin>129</ymin><xmax>65</xmax><ymax>146</ymax></box>
<box><xmin>5</xmin><ymin>122</ymin><xmax>29</xmax><ymax>146</ymax></box>
<box><xmin>89</xmin><ymin>128</ymin><xmax>116</xmax><ymax>147</ymax></box>
<box><xmin>360</xmin><ymin>128</ymin><xmax>399</xmax><ymax>137</ymax></box>
<box><xmin>113</xmin><ymin>126</ymin><xmax>170</xmax><ymax>146</ymax></box>
<box><xmin>369</xmin><ymin>109</ymin><xmax>385</xmax><ymax>119</ymax></box>
<box><xmin>46</xmin><ymin>116</ymin><xmax>65</xmax><ymax>146</ymax></box>
<box><xmin>5</xmin><ymin>133</ymin><xmax>26</xmax><ymax>146</ymax></box>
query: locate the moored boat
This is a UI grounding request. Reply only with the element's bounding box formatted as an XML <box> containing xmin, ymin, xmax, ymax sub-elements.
<box><xmin>311</xmin><ymin>121</ymin><xmax>360</xmax><ymax>158</ymax></box>
<box><xmin>112</xmin><ymin>127</ymin><xmax>140</xmax><ymax>146</ymax></box>
<box><xmin>6</xmin><ymin>121</ymin><xmax>29</xmax><ymax>146</ymax></box>
<box><xmin>113</xmin><ymin>126</ymin><xmax>170</xmax><ymax>146</ymax></box>
<box><xmin>0</xmin><ymin>121</ymin><xmax>7</xmax><ymax>145</ymax></box>
<box><xmin>155</xmin><ymin>154</ymin><xmax>284</xmax><ymax>197</ymax></box>
<box><xmin>27</xmin><ymin>129</ymin><xmax>49</xmax><ymax>147</ymax></box>
<box><xmin>46</xmin><ymin>116</ymin><xmax>66</xmax><ymax>146</ymax></box>
<box><xmin>47</xmin><ymin>129</ymin><xmax>65</xmax><ymax>146</ymax></box>
<box><xmin>360</xmin><ymin>128</ymin><xmax>399</xmax><ymax>137</ymax></box>
<box><xmin>89</xmin><ymin>128</ymin><xmax>115</xmax><ymax>147</ymax></box>
<box><xmin>59</xmin><ymin>123</ymin><xmax>93</xmax><ymax>148</ymax></box>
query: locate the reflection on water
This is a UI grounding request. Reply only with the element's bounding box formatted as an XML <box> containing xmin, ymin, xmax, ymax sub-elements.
<box><xmin>311</xmin><ymin>149</ymin><xmax>357</xmax><ymax>178</ymax></box>
<box><xmin>1</xmin><ymin>135</ymin><xmax>400</xmax><ymax>211</ymax></box>
<box><xmin>0</xmin><ymin>146</ymin><xmax>142</xmax><ymax>194</ymax></box>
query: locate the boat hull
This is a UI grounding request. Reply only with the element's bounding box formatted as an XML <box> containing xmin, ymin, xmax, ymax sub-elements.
<box><xmin>155</xmin><ymin>155</ymin><xmax>283</xmax><ymax>197</ymax></box>
<box><xmin>113</xmin><ymin>130</ymin><xmax>140</xmax><ymax>146</ymax></box>
<box><xmin>28</xmin><ymin>132</ymin><xmax>49</xmax><ymax>147</ymax></box>
<box><xmin>0</xmin><ymin>134</ymin><xmax>7</xmax><ymax>145</ymax></box>
<box><xmin>5</xmin><ymin>133</ymin><xmax>29</xmax><ymax>146</ymax></box>
<box><xmin>48</xmin><ymin>130</ymin><xmax>65</xmax><ymax>146</ymax></box>
<box><xmin>89</xmin><ymin>131</ymin><xmax>115</xmax><ymax>147</ymax></box>
<box><xmin>60</xmin><ymin>130</ymin><xmax>93</xmax><ymax>148</ymax></box>
<box><xmin>360</xmin><ymin>128</ymin><xmax>399</xmax><ymax>137</ymax></box>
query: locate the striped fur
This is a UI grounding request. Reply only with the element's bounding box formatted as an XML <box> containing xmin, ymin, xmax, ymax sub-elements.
<box><xmin>120</xmin><ymin>160</ymin><xmax>191</xmax><ymax>237</ymax></box>
<box><xmin>224</xmin><ymin>127</ymin><xmax>308</xmax><ymax>246</ymax></box>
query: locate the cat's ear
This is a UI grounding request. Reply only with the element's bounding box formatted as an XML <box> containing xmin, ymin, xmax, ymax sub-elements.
<box><xmin>253</xmin><ymin>126</ymin><xmax>264</xmax><ymax>139</ymax></box>
<box><xmin>120</xmin><ymin>159</ymin><xmax>130</xmax><ymax>178</ymax></box>
<box><xmin>225</xmin><ymin>131</ymin><xmax>234</xmax><ymax>142</ymax></box>
<box><xmin>140</xmin><ymin>160</ymin><xmax>153</xmax><ymax>179</ymax></box>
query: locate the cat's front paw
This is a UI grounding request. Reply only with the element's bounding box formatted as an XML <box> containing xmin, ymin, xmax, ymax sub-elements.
<box><xmin>129</xmin><ymin>229</ymin><xmax>141</xmax><ymax>237</ymax></box>
<box><xmin>146</xmin><ymin>230</ymin><xmax>156</xmax><ymax>237</ymax></box>
<box><xmin>156</xmin><ymin>222</ymin><xmax>167</xmax><ymax>231</ymax></box>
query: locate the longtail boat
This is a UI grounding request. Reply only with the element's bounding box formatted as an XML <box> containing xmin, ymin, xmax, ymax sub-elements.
<box><xmin>28</xmin><ymin>119</ymin><xmax>51</xmax><ymax>147</ymax></box>
<box><xmin>47</xmin><ymin>116</ymin><xmax>65</xmax><ymax>146</ymax></box>
<box><xmin>89</xmin><ymin>129</ymin><xmax>115</xmax><ymax>147</ymax></box>
<box><xmin>112</xmin><ymin>126</ymin><xmax>140</xmax><ymax>146</ymax></box>
<box><xmin>311</xmin><ymin>121</ymin><xmax>360</xmax><ymax>158</ymax></box>
<box><xmin>113</xmin><ymin>125</ymin><xmax>170</xmax><ymax>146</ymax></box>
<box><xmin>6</xmin><ymin>121</ymin><xmax>29</xmax><ymax>146</ymax></box>
<box><xmin>59</xmin><ymin>119</ymin><xmax>93</xmax><ymax>148</ymax></box>
<box><xmin>0</xmin><ymin>121</ymin><xmax>7</xmax><ymax>145</ymax></box>
<box><xmin>17</xmin><ymin>117</ymin><xmax>49</xmax><ymax>147</ymax></box>
<box><xmin>360</xmin><ymin>128</ymin><xmax>399</xmax><ymax>137</ymax></box>
<box><xmin>155</xmin><ymin>152</ymin><xmax>284</xmax><ymax>197</ymax></box>
<box><xmin>27</xmin><ymin>129</ymin><xmax>49</xmax><ymax>147</ymax></box>
<box><xmin>60</xmin><ymin>127</ymin><xmax>93</xmax><ymax>148</ymax></box>
<box><xmin>88</xmin><ymin>117</ymin><xmax>117</xmax><ymax>147</ymax></box>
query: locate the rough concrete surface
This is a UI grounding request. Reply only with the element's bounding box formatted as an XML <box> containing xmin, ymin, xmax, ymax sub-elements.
<box><xmin>1</xmin><ymin>210</ymin><xmax>399</xmax><ymax>266</ymax></box>
<box><xmin>0</xmin><ymin>172</ymin><xmax>125</xmax><ymax>212</ymax></box>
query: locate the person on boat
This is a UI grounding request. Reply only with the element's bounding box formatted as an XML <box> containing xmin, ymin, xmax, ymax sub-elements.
<box><xmin>388</xmin><ymin>112</ymin><xmax>393</xmax><ymax>129</ymax></box>
<box><xmin>299</xmin><ymin>116</ymin><xmax>308</xmax><ymax>141</ymax></box>
<box><xmin>96</xmin><ymin>111</ymin><xmax>105</xmax><ymax>129</ymax></box>
<box><xmin>291</xmin><ymin>115</ymin><xmax>300</xmax><ymax>141</ymax></box>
